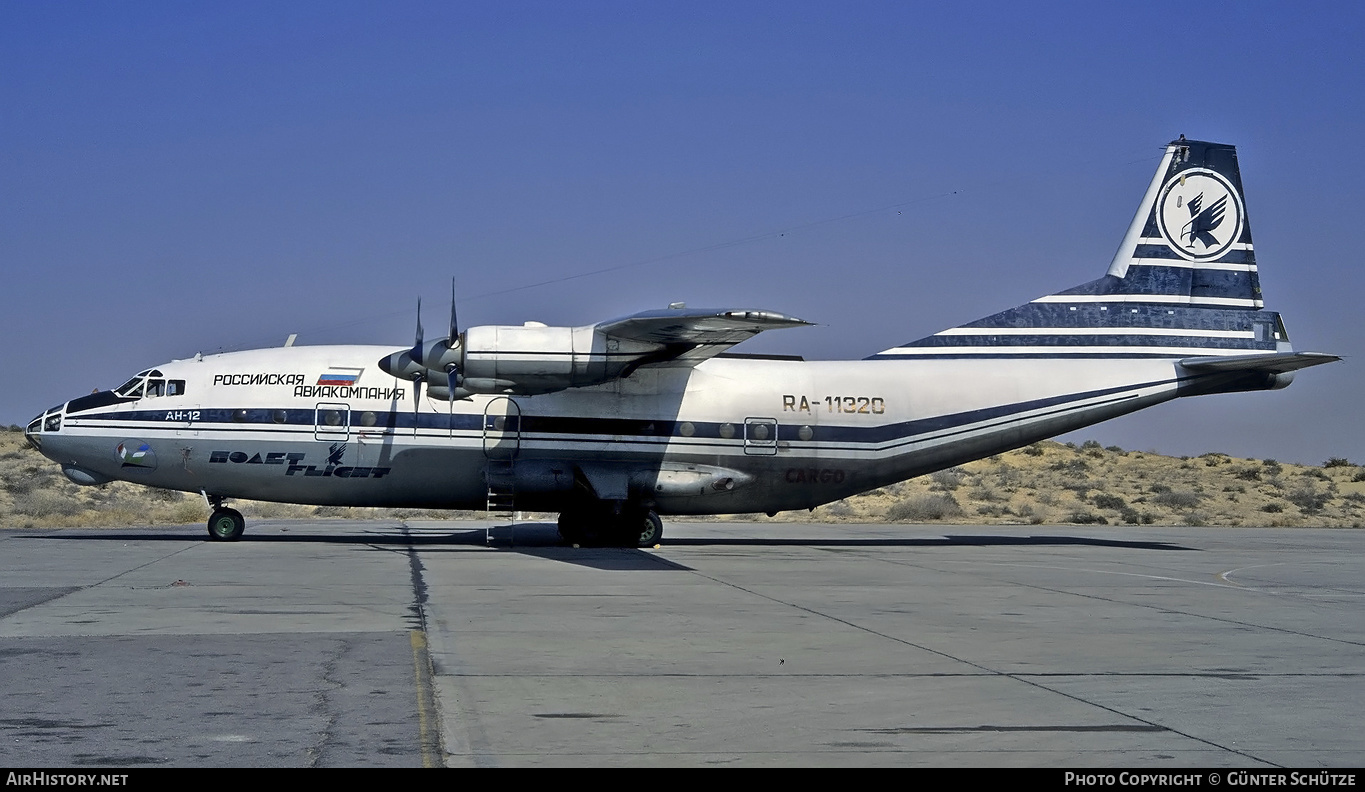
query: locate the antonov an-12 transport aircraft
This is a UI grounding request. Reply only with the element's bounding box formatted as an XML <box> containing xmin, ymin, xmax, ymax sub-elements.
<box><xmin>26</xmin><ymin>138</ymin><xmax>1338</xmax><ymax>546</ymax></box>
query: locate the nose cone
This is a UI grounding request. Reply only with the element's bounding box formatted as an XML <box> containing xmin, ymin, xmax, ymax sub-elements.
<box><xmin>378</xmin><ymin>349</ymin><xmax>424</xmax><ymax>380</ymax></box>
<box><xmin>23</xmin><ymin>412</ymin><xmax>43</xmax><ymax>450</ymax></box>
<box><xmin>25</xmin><ymin>404</ymin><xmax>65</xmax><ymax>450</ymax></box>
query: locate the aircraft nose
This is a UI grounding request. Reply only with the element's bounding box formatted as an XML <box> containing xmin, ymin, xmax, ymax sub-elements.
<box><xmin>24</xmin><ymin>413</ymin><xmax>43</xmax><ymax>450</ymax></box>
<box><xmin>25</xmin><ymin>404</ymin><xmax>64</xmax><ymax>451</ymax></box>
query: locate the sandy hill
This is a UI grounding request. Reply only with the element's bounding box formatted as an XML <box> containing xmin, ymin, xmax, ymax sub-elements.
<box><xmin>2</xmin><ymin>428</ymin><xmax>1362</xmax><ymax>529</ymax></box>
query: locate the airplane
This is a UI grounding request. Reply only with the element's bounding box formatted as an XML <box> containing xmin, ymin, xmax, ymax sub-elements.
<box><xmin>25</xmin><ymin>137</ymin><xmax>1339</xmax><ymax>546</ymax></box>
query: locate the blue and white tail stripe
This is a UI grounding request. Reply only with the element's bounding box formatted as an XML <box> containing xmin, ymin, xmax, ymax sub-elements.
<box><xmin>872</xmin><ymin>138</ymin><xmax>1281</xmax><ymax>361</ymax></box>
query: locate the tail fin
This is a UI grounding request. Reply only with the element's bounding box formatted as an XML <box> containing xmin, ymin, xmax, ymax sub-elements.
<box><xmin>1097</xmin><ymin>136</ymin><xmax>1260</xmax><ymax>306</ymax></box>
<box><xmin>873</xmin><ymin>137</ymin><xmax>1291</xmax><ymax>361</ymax></box>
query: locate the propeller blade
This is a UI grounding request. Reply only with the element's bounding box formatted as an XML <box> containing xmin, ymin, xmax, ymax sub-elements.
<box><xmin>412</xmin><ymin>298</ymin><xmax>424</xmax><ymax>356</ymax></box>
<box><xmin>412</xmin><ymin>295</ymin><xmax>424</xmax><ymax>436</ymax></box>
<box><xmin>412</xmin><ymin>373</ymin><xmax>423</xmax><ymax>436</ymax></box>
<box><xmin>449</xmin><ymin>277</ymin><xmax>458</xmax><ymax>341</ymax></box>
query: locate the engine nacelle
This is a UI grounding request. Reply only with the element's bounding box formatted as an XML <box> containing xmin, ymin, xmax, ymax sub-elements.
<box><xmin>386</xmin><ymin>319</ymin><xmax>668</xmax><ymax>397</ymax></box>
<box><xmin>437</xmin><ymin>323</ymin><xmax>658</xmax><ymax>395</ymax></box>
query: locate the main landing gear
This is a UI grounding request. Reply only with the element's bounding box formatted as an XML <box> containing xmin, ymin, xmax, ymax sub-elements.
<box><xmin>557</xmin><ymin>503</ymin><xmax>663</xmax><ymax>548</ymax></box>
<box><xmin>205</xmin><ymin>495</ymin><xmax>245</xmax><ymax>542</ymax></box>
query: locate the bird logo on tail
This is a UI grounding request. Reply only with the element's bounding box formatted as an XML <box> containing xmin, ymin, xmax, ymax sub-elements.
<box><xmin>1180</xmin><ymin>191</ymin><xmax>1228</xmax><ymax>250</ymax></box>
<box><xmin>1156</xmin><ymin>168</ymin><xmax>1243</xmax><ymax>262</ymax></box>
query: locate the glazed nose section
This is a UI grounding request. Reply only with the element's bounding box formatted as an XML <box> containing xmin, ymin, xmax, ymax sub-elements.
<box><xmin>25</xmin><ymin>404</ymin><xmax>65</xmax><ymax>450</ymax></box>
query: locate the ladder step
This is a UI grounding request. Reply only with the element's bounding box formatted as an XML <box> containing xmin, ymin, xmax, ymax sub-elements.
<box><xmin>486</xmin><ymin>460</ymin><xmax>517</xmax><ymax>523</ymax></box>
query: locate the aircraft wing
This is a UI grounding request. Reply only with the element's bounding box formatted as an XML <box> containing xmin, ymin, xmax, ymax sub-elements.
<box><xmin>1178</xmin><ymin>351</ymin><xmax>1341</xmax><ymax>374</ymax></box>
<box><xmin>596</xmin><ymin>307</ymin><xmax>813</xmax><ymax>366</ymax></box>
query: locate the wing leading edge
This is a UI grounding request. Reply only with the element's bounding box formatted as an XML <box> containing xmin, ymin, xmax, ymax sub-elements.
<box><xmin>596</xmin><ymin>307</ymin><xmax>813</xmax><ymax>366</ymax></box>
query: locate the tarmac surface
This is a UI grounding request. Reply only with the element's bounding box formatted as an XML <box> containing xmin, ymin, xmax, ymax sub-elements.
<box><xmin>0</xmin><ymin>519</ymin><xmax>1361</xmax><ymax>767</ymax></box>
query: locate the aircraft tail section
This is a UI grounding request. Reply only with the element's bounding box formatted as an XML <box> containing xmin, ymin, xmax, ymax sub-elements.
<box><xmin>872</xmin><ymin>137</ymin><xmax>1293</xmax><ymax>361</ymax></box>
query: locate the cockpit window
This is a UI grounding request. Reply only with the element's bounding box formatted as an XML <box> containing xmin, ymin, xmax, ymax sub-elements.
<box><xmin>113</xmin><ymin>370</ymin><xmax>184</xmax><ymax>400</ymax></box>
<box><xmin>115</xmin><ymin>377</ymin><xmax>145</xmax><ymax>399</ymax></box>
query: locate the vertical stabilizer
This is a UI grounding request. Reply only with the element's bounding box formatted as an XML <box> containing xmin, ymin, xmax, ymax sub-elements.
<box><xmin>1101</xmin><ymin>137</ymin><xmax>1261</xmax><ymax>307</ymax></box>
<box><xmin>872</xmin><ymin>138</ymin><xmax>1287</xmax><ymax>361</ymax></box>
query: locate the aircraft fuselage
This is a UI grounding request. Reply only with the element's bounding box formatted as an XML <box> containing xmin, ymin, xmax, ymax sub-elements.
<box><xmin>31</xmin><ymin>344</ymin><xmax>1264</xmax><ymax>516</ymax></box>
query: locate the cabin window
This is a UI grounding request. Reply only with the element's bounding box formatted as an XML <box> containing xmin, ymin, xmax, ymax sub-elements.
<box><xmin>167</xmin><ymin>380</ymin><xmax>186</xmax><ymax>396</ymax></box>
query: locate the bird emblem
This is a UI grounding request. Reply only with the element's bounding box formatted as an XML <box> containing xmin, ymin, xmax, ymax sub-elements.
<box><xmin>1179</xmin><ymin>190</ymin><xmax>1228</xmax><ymax>251</ymax></box>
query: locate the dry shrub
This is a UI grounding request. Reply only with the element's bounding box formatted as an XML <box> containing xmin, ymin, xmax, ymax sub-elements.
<box><xmin>1152</xmin><ymin>490</ymin><xmax>1202</xmax><ymax>509</ymax></box>
<box><xmin>13</xmin><ymin>491</ymin><xmax>82</xmax><ymax>518</ymax></box>
<box><xmin>887</xmin><ymin>494</ymin><xmax>963</xmax><ymax>521</ymax></box>
<box><xmin>929</xmin><ymin>468</ymin><xmax>965</xmax><ymax>491</ymax></box>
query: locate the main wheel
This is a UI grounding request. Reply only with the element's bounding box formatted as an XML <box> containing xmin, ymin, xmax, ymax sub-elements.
<box><xmin>557</xmin><ymin>511</ymin><xmax>587</xmax><ymax>544</ymax></box>
<box><xmin>610</xmin><ymin>508</ymin><xmax>662</xmax><ymax>548</ymax></box>
<box><xmin>207</xmin><ymin>508</ymin><xmax>245</xmax><ymax>542</ymax></box>
<box><xmin>633</xmin><ymin>510</ymin><xmax>663</xmax><ymax>548</ymax></box>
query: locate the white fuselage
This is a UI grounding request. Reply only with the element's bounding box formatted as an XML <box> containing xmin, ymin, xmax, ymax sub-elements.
<box><xmin>35</xmin><ymin>344</ymin><xmax>1205</xmax><ymax>515</ymax></box>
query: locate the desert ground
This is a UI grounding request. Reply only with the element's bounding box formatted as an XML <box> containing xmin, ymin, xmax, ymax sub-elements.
<box><xmin>3</xmin><ymin>427</ymin><xmax>1362</xmax><ymax>530</ymax></box>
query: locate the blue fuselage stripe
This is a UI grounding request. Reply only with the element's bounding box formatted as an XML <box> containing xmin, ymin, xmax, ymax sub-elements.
<box><xmin>66</xmin><ymin>373</ymin><xmax>1201</xmax><ymax>450</ymax></box>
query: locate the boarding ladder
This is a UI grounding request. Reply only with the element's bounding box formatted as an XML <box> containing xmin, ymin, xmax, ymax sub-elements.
<box><xmin>482</xmin><ymin>396</ymin><xmax>521</xmax><ymax>546</ymax></box>
<box><xmin>484</xmin><ymin>457</ymin><xmax>516</xmax><ymax>546</ymax></box>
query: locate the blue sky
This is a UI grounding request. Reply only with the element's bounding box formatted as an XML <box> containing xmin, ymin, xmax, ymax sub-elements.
<box><xmin>3</xmin><ymin>1</ymin><xmax>1361</xmax><ymax>464</ymax></box>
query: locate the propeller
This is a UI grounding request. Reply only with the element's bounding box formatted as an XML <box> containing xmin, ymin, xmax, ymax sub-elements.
<box><xmin>378</xmin><ymin>281</ymin><xmax>467</xmax><ymax>433</ymax></box>
<box><xmin>410</xmin><ymin>299</ymin><xmax>424</xmax><ymax>435</ymax></box>
<box><xmin>447</xmin><ymin>278</ymin><xmax>465</xmax><ymax>386</ymax></box>
<box><xmin>447</xmin><ymin>280</ymin><xmax>458</xmax><ymax>429</ymax></box>
<box><xmin>413</xmin><ymin>277</ymin><xmax>466</xmax><ymax>395</ymax></box>
<box><xmin>448</xmin><ymin>278</ymin><xmax>458</xmax><ymax>352</ymax></box>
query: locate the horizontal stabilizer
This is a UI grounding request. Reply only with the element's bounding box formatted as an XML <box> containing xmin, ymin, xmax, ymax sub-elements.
<box><xmin>1178</xmin><ymin>351</ymin><xmax>1340</xmax><ymax>374</ymax></box>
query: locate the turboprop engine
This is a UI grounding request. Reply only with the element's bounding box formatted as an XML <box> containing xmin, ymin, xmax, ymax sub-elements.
<box><xmin>379</xmin><ymin>321</ymin><xmax>664</xmax><ymax>399</ymax></box>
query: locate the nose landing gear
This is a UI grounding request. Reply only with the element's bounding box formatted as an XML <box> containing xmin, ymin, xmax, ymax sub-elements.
<box><xmin>205</xmin><ymin>494</ymin><xmax>245</xmax><ymax>541</ymax></box>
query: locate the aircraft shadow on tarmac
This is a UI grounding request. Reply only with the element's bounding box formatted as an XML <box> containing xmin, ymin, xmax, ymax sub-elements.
<box><xmin>17</xmin><ymin>522</ymin><xmax>1196</xmax><ymax>574</ymax></box>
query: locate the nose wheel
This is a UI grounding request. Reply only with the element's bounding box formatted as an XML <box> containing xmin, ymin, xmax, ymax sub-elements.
<box><xmin>207</xmin><ymin>508</ymin><xmax>245</xmax><ymax>541</ymax></box>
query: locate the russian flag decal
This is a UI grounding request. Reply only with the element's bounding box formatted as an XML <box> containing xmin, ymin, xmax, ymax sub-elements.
<box><xmin>318</xmin><ymin>368</ymin><xmax>363</xmax><ymax>386</ymax></box>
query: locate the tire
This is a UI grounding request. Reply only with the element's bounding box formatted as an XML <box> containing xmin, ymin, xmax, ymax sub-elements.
<box><xmin>207</xmin><ymin>508</ymin><xmax>245</xmax><ymax>542</ymax></box>
<box><xmin>633</xmin><ymin>510</ymin><xmax>663</xmax><ymax>548</ymax></box>
<box><xmin>557</xmin><ymin>511</ymin><xmax>587</xmax><ymax>544</ymax></box>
